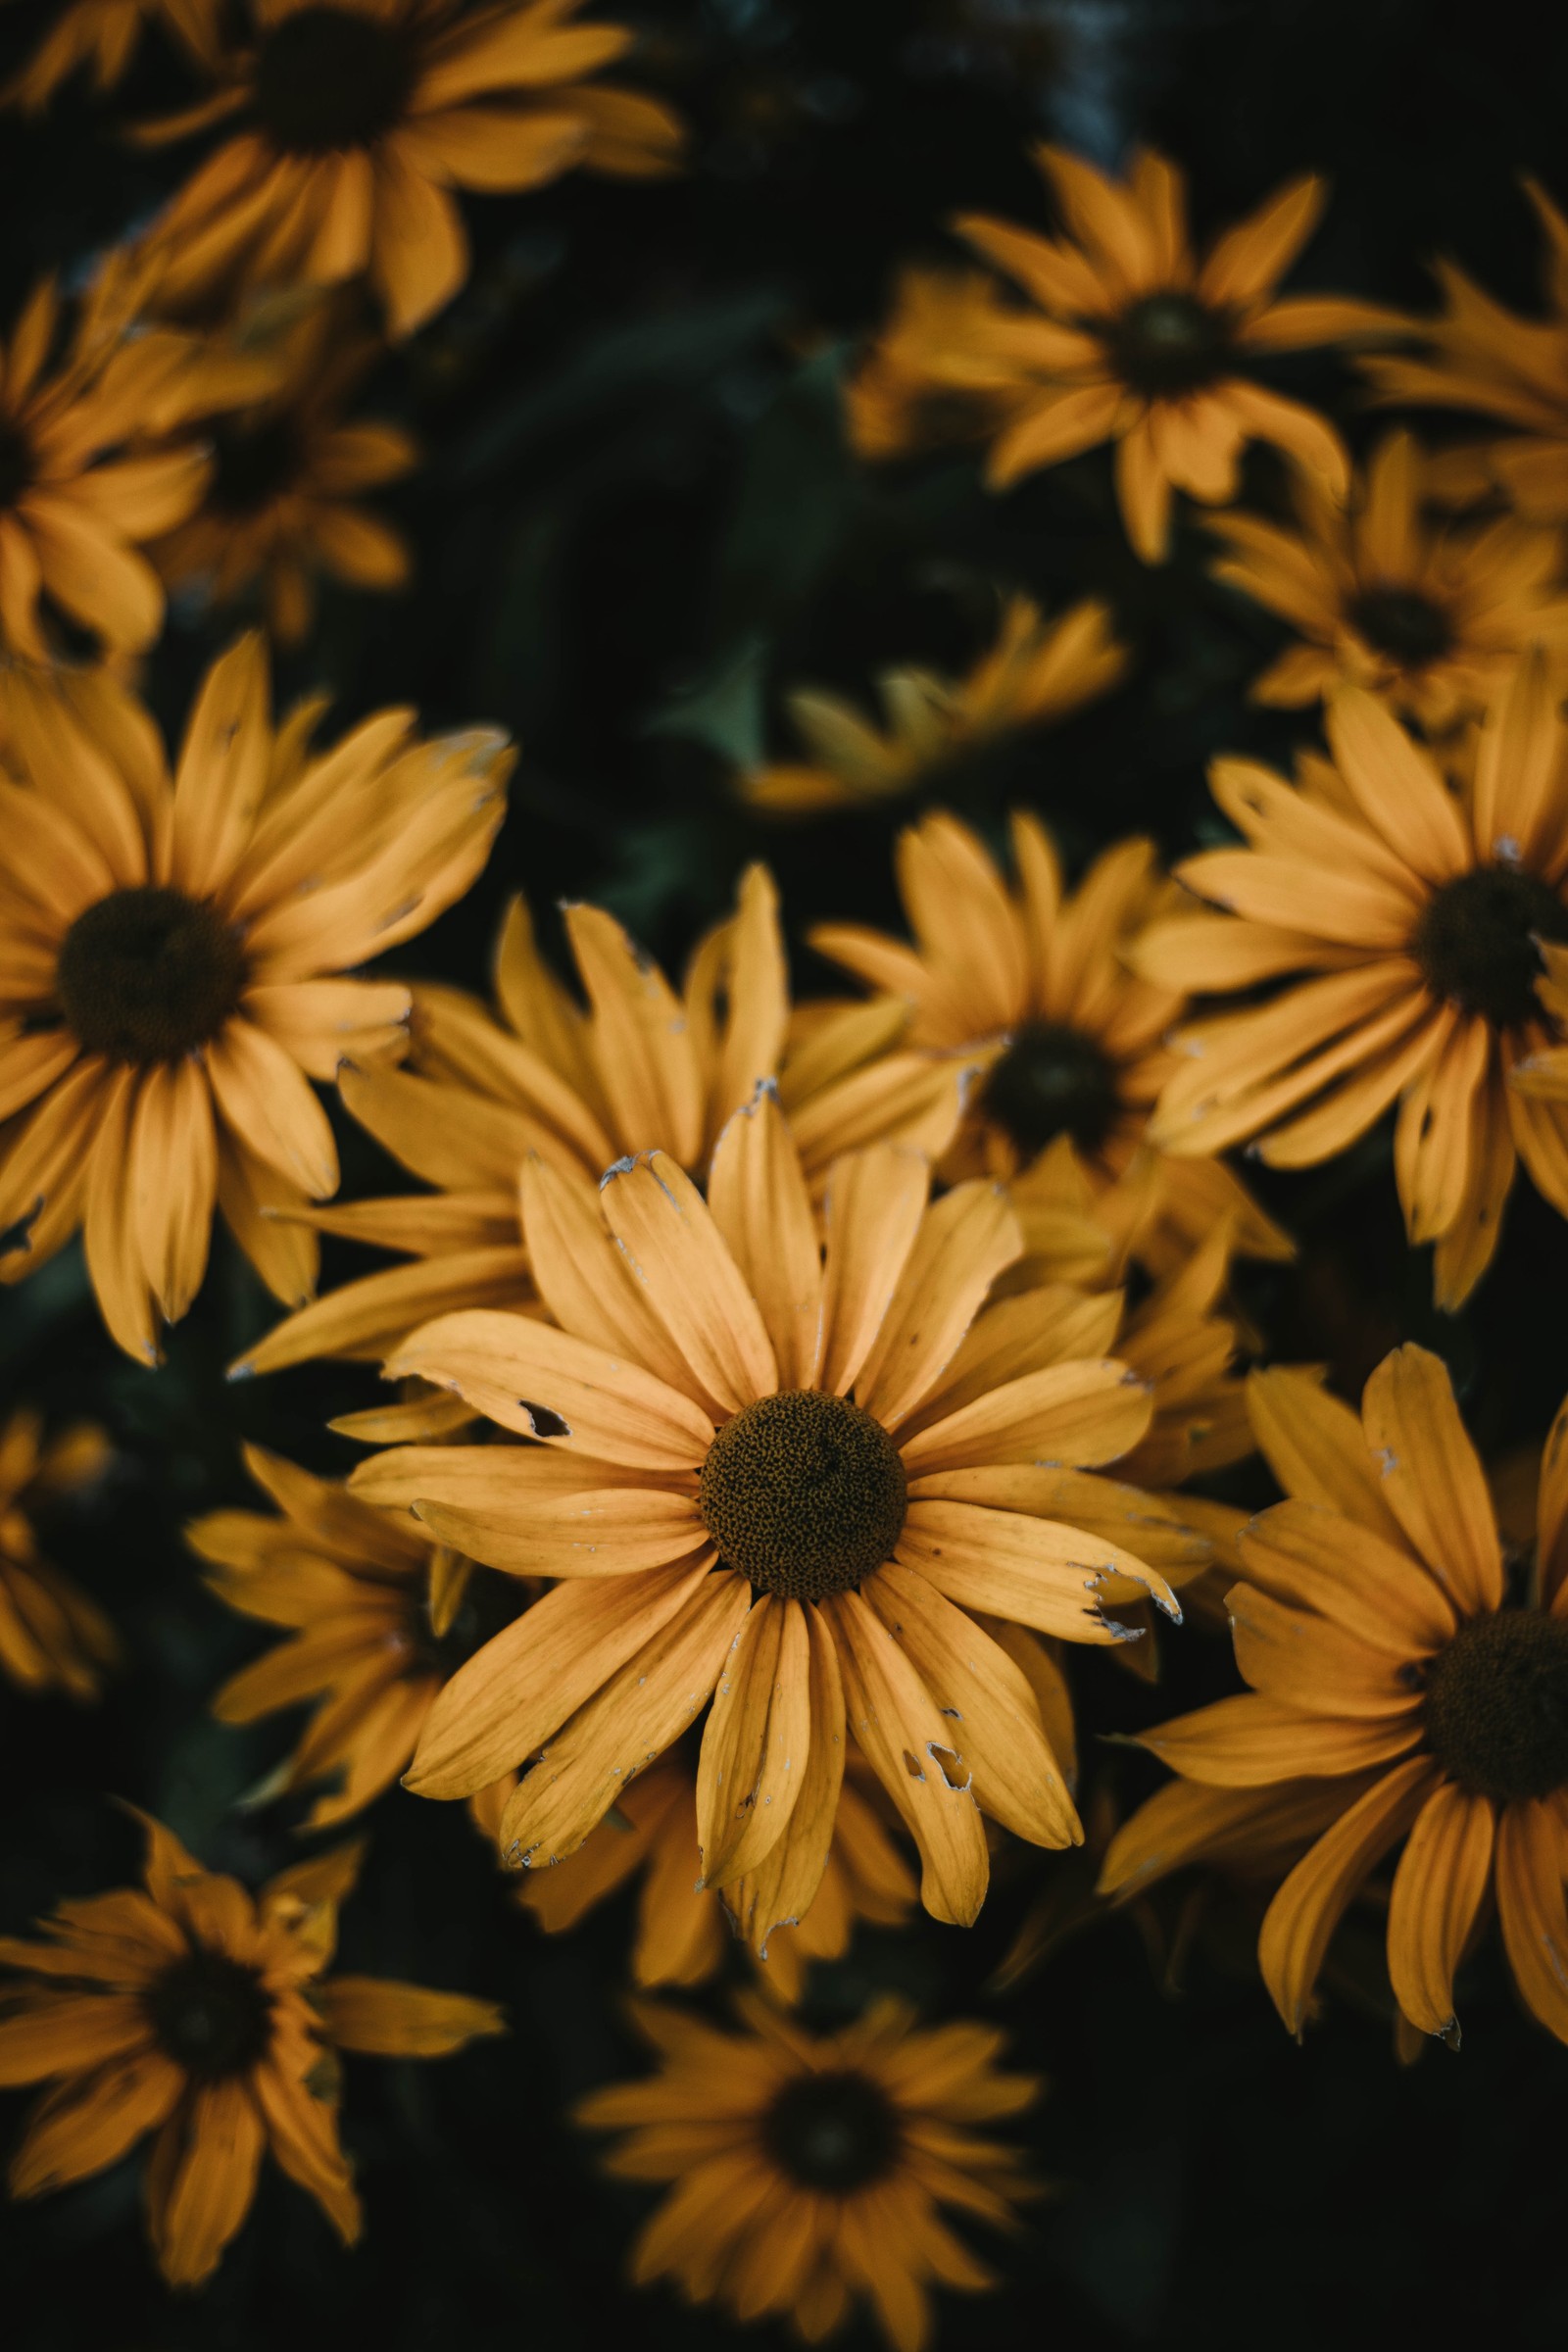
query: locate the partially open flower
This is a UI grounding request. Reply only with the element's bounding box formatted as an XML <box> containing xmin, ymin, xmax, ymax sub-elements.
<box><xmin>0</xmin><ymin>1407</ymin><xmax>117</xmax><ymax>1700</ymax></box>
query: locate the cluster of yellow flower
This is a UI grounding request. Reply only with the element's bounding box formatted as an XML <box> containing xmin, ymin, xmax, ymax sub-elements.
<box><xmin>5</xmin><ymin>75</ymin><xmax>1568</xmax><ymax>2343</ymax></box>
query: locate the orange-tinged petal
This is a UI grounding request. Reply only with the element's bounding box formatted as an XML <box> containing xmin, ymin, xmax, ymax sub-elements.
<box><xmin>1386</xmin><ymin>1781</ymin><xmax>1495</xmax><ymax>2041</ymax></box>
<box><xmin>1245</xmin><ymin>1365</ymin><xmax>1405</xmax><ymax>1543</ymax></box>
<box><xmin>898</xmin><ymin>1358</ymin><xmax>1152</xmax><ymax>1477</ymax></box>
<box><xmin>1237</xmin><ymin>1498</ymin><xmax>1456</xmax><ymax>1652</ymax></box>
<box><xmin>856</xmin><ymin>1179</ymin><xmax>1020</xmax><ymax>1432</ymax></box>
<box><xmin>8</xmin><ymin>2049</ymin><xmax>181</xmax><ymax>2197</ymax></box>
<box><xmin>695</xmin><ymin>1594</ymin><xmax>810</xmax><ymax>1887</ymax></box>
<box><xmin>814</xmin><ymin>1145</ymin><xmax>928</xmax><ymax>1396</ymax></box>
<box><xmin>1137</xmin><ymin>1690</ymin><xmax>1422</xmax><ymax>1786</ymax></box>
<box><xmin>599</xmin><ymin>1152</ymin><xmax>777</xmax><ymax>1416</ymax></box>
<box><xmin>1359</xmin><ymin>1345</ymin><xmax>1503</xmax><ymax>1614</ymax></box>
<box><xmin>708</xmin><ymin>1086</ymin><xmax>821</xmax><ymax>1392</ymax></box>
<box><xmin>156</xmin><ymin>2077</ymin><xmax>265</xmax><ymax>2289</ymax></box>
<box><xmin>1323</xmin><ymin>688</ymin><xmax>1471</xmax><ymax>884</ymax></box>
<box><xmin>312</xmin><ymin>1976</ymin><xmax>506</xmax><ymax>2055</ymax></box>
<box><xmin>1257</xmin><ymin>1756</ymin><xmax>1436</xmax><ymax>2035</ymax></box>
<box><xmin>1494</xmin><ymin>1796</ymin><xmax>1568</xmax><ymax>2043</ymax></box>
<box><xmin>724</xmin><ymin>1603</ymin><xmax>846</xmax><ymax>1962</ymax></box>
<box><xmin>1226</xmin><ymin>1579</ymin><xmax>1422</xmax><ymax>1718</ymax></box>
<box><xmin>896</xmin><ymin>1497</ymin><xmax>1176</xmax><ymax>1643</ymax></box>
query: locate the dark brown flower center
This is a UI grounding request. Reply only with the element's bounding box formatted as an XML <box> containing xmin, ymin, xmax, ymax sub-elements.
<box><xmin>762</xmin><ymin>2068</ymin><xmax>902</xmax><ymax>2191</ymax></box>
<box><xmin>1348</xmin><ymin>586</ymin><xmax>1454</xmax><ymax>669</ymax></box>
<box><xmin>210</xmin><ymin>416</ymin><xmax>306</xmax><ymax>516</ymax></box>
<box><xmin>1411</xmin><ymin>865</ymin><xmax>1568</xmax><ymax>1029</ymax></box>
<box><xmin>1422</xmin><ymin>1609</ymin><xmax>1568</xmax><ymax>1802</ymax></box>
<box><xmin>1107</xmin><ymin>292</ymin><xmax>1232</xmax><ymax>397</ymax></box>
<box><xmin>0</xmin><ymin>420</ymin><xmax>33</xmax><ymax>510</ymax></box>
<box><xmin>698</xmin><ymin>1390</ymin><xmax>907</xmax><ymax>1602</ymax></box>
<box><xmin>55</xmin><ymin>886</ymin><xmax>246</xmax><ymax>1062</ymax></box>
<box><xmin>255</xmin><ymin>6</ymin><xmax>416</xmax><ymax>153</ymax></box>
<box><xmin>145</xmin><ymin>1946</ymin><xmax>274</xmax><ymax>2080</ymax></box>
<box><xmin>981</xmin><ymin>1019</ymin><xmax>1120</xmax><ymax>1157</ymax></box>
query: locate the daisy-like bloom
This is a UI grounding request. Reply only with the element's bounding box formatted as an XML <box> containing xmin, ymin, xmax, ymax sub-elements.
<box><xmin>1138</xmin><ymin>662</ymin><xmax>1568</xmax><ymax>1307</ymax></box>
<box><xmin>849</xmin><ymin>145</ymin><xmax>1402</xmax><ymax>563</ymax></box>
<box><xmin>2</xmin><ymin>0</ymin><xmax>217</xmax><ymax>110</ymax></box>
<box><xmin>1360</xmin><ymin>179</ymin><xmax>1568</xmax><ymax>525</ymax></box>
<box><xmin>0</xmin><ymin>630</ymin><xmax>510</xmax><ymax>1361</ymax></box>
<box><xmin>191</xmin><ymin>1445</ymin><xmax>528</xmax><ymax>1828</ymax></box>
<box><xmin>363</xmin><ymin>1099</ymin><xmax>1186</xmax><ymax>1937</ymax></box>
<box><xmin>233</xmin><ymin>866</ymin><xmax>975</xmax><ymax>1390</ymax></box>
<box><xmin>577</xmin><ymin>1993</ymin><xmax>1038</xmax><ymax>2351</ymax></box>
<box><xmin>0</xmin><ymin>1813</ymin><xmax>504</xmax><ymax>2285</ymax></box>
<box><xmin>1208</xmin><ymin>428</ymin><xmax>1568</xmax><ymax>729</ymax></box>
<box><xmin>1099</xmin><ymin>1348</ymin><xmax>1568</xmax><ymax>2049</ymax></box>
<box><xmin>478</xmin><ymin>1748</ymin><xmax>915</xmax><ymax>2004</ymax></box>
<box><xmin>151</xmin><ymin>299</ymin><xmax>415</xmax><ymax>646</ymax></box>
<box><xmin>811</xmin><ymin>808</ymin><xmax>1291</xmax><ymax>1279</ymax></box>
<box><xmin>0</xmin><ymin>1407</ymin><xmax>118</xmax><ymax>1700</ymax></box>
<box><xmin>135</xmin><ymin>0</ymin><xmax>684</xmax><ymax>339</ymax></box>
<box><xmin>737</xmin><ymin>593</ymin><xmax>1126</xmax><ymax>817</ymax></box>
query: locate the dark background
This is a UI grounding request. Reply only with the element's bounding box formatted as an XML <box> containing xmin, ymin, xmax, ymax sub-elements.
<box><xmin>4</xmin><ymin>0</ymin><xmax>1568</xmax><ymax>2343</ymax></box>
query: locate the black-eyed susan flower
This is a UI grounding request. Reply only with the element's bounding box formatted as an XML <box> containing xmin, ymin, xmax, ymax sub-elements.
<box><xmin>1361</xmin><ymin>178</ymin><xmax>1568</xmax><ymax>525</ymax></box>
<box><xmin>0</xmin><ymin>1813</ymin><xmax>504</xmax><ymax>2286</ymax></box>
<box><xmin>811</xmin><ymin>808</ymin><xmax>1291</xmax><ymax>1278</ymax></box>
<box><xmin>1207</xmin><ymin>428</ymin><xmax>1568</xmax><ymax>729</ymax></box>
<box><xmin>577</xmin><ymin>1993</ymin><xmax>1038</xmax><ymax>2350</ymax></box>
<box><xmin>0</xmin><ymin>631</ymin><xmax>509</xmax><ymax>1360</ymax></box>
<box><xmin>850</xmin><ymin>145</ymin><xmax>1402</xmax><ymax>561</ymax></box>
<box><xmin>2</xmin><ymin>0</ymin><xmax>217</xmax><ymax>108</ymax></box>
<box><xmin>135</xmin><ymin>0</ymin><xmax>684</xmax><ymax>338</ymax></box>
<box><xmin>1139</xmin><ymin>662</ymin><xmax>1568</xmax><ymax>1306</ymax></box>
<box><xmin>358</xmin><ymin>1102</ymin><xmax>1185</xmax><ymax>1937</ymax></box>
<box><xmin>234</xmin><ymin>866</ymin><xmax>975</xmax><ymax>1386</ymax></box>
<box><xmin>0</xmin><ymin>1407</ymin><xmax>117</xmax><ymax>1700</ymax></box>
<box><xmin>1101</xmin><ymin>1348</ymin><xmax>1568</xmax><ymax>2049</ymax></box>
<box><xmin>737</xmin><ymin>593</ymin><xmax>1126</xmax><ymax>817</ymax></box>
<box><xmin>192</xmin><ymin>1445</ymin><xmax>528</xmax><ymax>1829</ymax></box>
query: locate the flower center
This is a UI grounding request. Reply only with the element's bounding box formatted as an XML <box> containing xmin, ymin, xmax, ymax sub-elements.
<box><xmin>981</xmin><ymin>1019</ymin><xmax>1120</xmax><ymax>1157</ymax></box>
<box><xmin>1348</xmin><ymin>585</ymin><xmax>1454</xmax><ymax>669</ymax></box>
<box><xmin>1411</xmin><ymin>865</ymin><xmax>1568</xmax><ymax>1029</ymax></box>
<box><xmin>144</xmin><ymin>1946</ymin><xmax>274</xmax><ymax>2080</ymax></box>
<box><xmin>762</xmin><ymin>2068</ymin><xmax>902</xmax><ymax>2191</ymax></box>
<box><xmin>0</xmin><ymin>421</ymin><xmax>33</xmax><ymax>510</ymax></box>
<box><xmin>55</xmin><ymin>886</ymin><xmax>247</xmax><ymax>1063</ymax></box>
<box><xmin>1107</xmin><ymin>292</ymin><xmax>1231</xmax><ymax>397</ymax></box>
<box><xmin>254</xmin><ymin>6</ymin><xmax>416</xmax><ymax>153</ymax></box>
<box><xmin>1422</xmin><ymin>1609</ymin><xmax>1568</xmax><ymax>1802</ymax></box>
<box><xmin>209</xmin><ymin>416</ymin><xmax>305</xmax><ymax>516</ymax></box>
<box><xmin>697</xmin><ymin>1390</ymin><xmax>907</xmax><ymax>1603</ymax></box>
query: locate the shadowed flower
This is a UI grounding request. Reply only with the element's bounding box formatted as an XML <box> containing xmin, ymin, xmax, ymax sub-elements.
<box><xmin>134</xmin><ymin>0</ymin><xmax>684</xmax><ymax>337</ymax></box>
<box><xmin>1101</xmin><ymin>1348</ymin><xmax>1568</xmax><ymax>2050</ymax></box>
<box><xmin>811</xmin><ymin>808</ymin><xmax>1291</xmax><ymax>1278</ymax></box>
<box><xmin>577</xmin><ymin>1993</ymin><xmax>1039</xmax><ymax>2351</ymax></box>
<box><xmin>737</xmin><ymin>593</ymin><xmax>1126</xmax><ymax>816</ymax></box>
<box><xmin>2</xmin><ymin>0</ymin><xmax>217</xmax><ymax>109</ymax></box>
<box><xmin>0</xmin><ymin>1407</ymin><xmax>117</xmax><ymax>1699</ymax></box>
<box><xmin>1138</xmin><ymin>662</ymin><xmax>1568</xmax><ymax>1306</ymax></box>
<box><xmin>355</xmin><ymin>1103</ymin><xmax>1187</xmax><ymax>1939</ymax></box>
<box><xmin>0</xmin><ymin>1815</ymin><xmax>504</xmax><ymax>2286</ymax></box>
<box><xmin>0</xmin><ymin>630</ymin><xmax>510</xmax><ymax>1359</ymax></box>
<box><xmin>1207</xmin><ymin>427</ymin><xmax>1568</xmax><ymax>728</ymax></box>
<box><xmin>850</xmin><ymin>145</ymin><xmax>1402</xmax><ymax>560</ymax></box>
<box><xmin>233</xmin><ymin>865</ymin><xmax>975</xmax><ymax>1389</ymax></box>
<box><xmin>192</xmin><ymin>1445</ymin><xmax>529</xmax><ymax>1828</ymax></box>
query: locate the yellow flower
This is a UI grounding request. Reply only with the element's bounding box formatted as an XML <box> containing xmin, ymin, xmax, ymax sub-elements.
<box><xmin>192</xmin><ymin>1445</ymin><xmax>529</xmax><ymax>1828</ymax></box>
<box><xmin>1208</xmin><ymin>427</ymin><xmax>1568</xmax><ymax>728</ymax></box>
<box><xmin>135</xmin><ymin>0</ymin><xmax>684</xmax><ymax>338</ymax></box>
<box><xmin>361</xmin><ymin>1104</ymin><xmax>1184</xmax><ymax>1938</ymax></box>
<box><xmin>1139</xmin><ymin>662</ymin><xmax>1568</xmax><ymax>1306</ymax></box>
<box><xmin>151</xmin><ymin>298</ymin><xmax>416</xmax><ymax>646</ymax></box>
<box><xmin>0</xmin><ymin>1407</ymin><xmax>117</xmax><ymax>1699</ymax></box>
<box><xmin>1360</xmin><ymin>177</ymin><xmax>1568</xmax><ymax>524</ymax></box>
<box><xmin>850</xmin><ymin>145</ymin><xmax>1402</xmax><ymax>561</ymax></box>
<box><xmin>576</xmin><ymin>1993</ymin><xmax>1039</xmax><ymax>2351</ymax></box>
<box><xmin>2</xmin><ymin>0</ymin><xmax>217</xmax><ymax>110</ymax></box>
<box><xmin>810</xmin><ymin>808</ymin><xmax>1291</xmax><ymax>1277</ymax></box>
<box><xmin>0</xmin><ymin>1813</ymin><xmax>504</xmax><ymax>2287</ymax></box>
<box><xmin>844</xmin><ymin>264</ymin><xmax>1036</xmax><ymax>462</ymax></box>
<box><xmin>233</xmin><ymin>865</ymin><xmax>974</xmax><ymax>1387</ymax></box>
<box><xmin>1102</xmin><ymin>1348</ymin><xmax>1568</xmax><ymax>2050</ymax></box>
<box><xmin>736</xmin><ymin>592</ymin><xmax>1125</xmax><ymax>817</ymax></box>
<box><xmin>0</xmin><ymin>631</ymin><xmax>510</xmax><ymax>1360</ymax></box>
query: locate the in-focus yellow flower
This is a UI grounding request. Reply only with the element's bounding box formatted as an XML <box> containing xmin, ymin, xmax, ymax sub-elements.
<box><xmin>577</xmin><ymin>1994</ymin><xmax>1039</xmax><ymax>2351</ymax></box>
<box><xmin>811</xmin><ymin>808</ymin><xmax>1291</xmax><ymax>1277</ymax></box>
<box><xmin>850</xmin><ymin>145</ymin><xmax>1402</xmax><ymax>561</ymax></box>
<box><xmin>737</xmin><ymin>592</ymin><xmax>1126</xmax><ymax>816</ymax></box>
<box><xmin>1139</xmin><ymin>662</ymin><xmax>1568</xmax><ymax>1306</ymax></box>
<box><xmin>151</xmin><ymin>299</ymin><xmax>416</xmax><ymax>645</ymax></box>
<box><xmin>1360</xmin><ymin>178</ymin><xmax>1568</xmax><ymax>524</ymax></box>
<box><xmin>135</xmin><ymin>0</ymin><xmax>684</xmax><ymax>337</ymax></box>
<box><xmin>1102</xmin><ymin>1348</ymin><xmax>1568</xmax><ymax>2050</ymax></box>
<box><xmin>359</xmin><ymin>1104</ymin><xmax>1184</xmax><ymax>1938</ymax></box>
<box><xmin>2</xmin><ymin>0</ymin><xmax>217</xmax><ymax>110</ymax></box>
<box><xmin>0</xmin><ymin>1814</ymin><xmax>504</xmax><ymax>2286</ymax></box>
<box><xmin>0</xmin><ymin>631</ymin><xmax>509</xmax><ymax>1359</ymax></box>
<box><xmin>1208</xmin><ymin>427</ymin><xmax>1568</xmax><ymax>728</ymax></box>
<box><xmin>192</xmin><ymin>1445</ymin><xmax>527</xmax><ymax>1828</ymax></box>
<box><xmin>234</xmin><ymin>865</ymin><xmax>974</xmax><ymax>1389</ymax></box>
<box><xmin>0</xmin><ymin>1407</ymin><xmax>117</xmax><ymax>1699</ymax></box>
